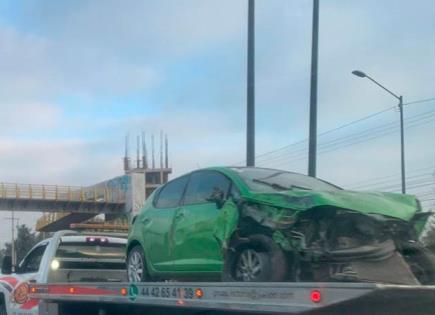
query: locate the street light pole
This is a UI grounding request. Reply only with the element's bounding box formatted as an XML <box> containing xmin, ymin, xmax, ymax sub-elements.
<box><xmin>399</xmin><ymin>95</ymin><xmax>406</xmax><ymax>194</ymax></box>
<box><xmin>352</xmin><ymin>70</ymin><xmax>406</xmax><ymax>194</ymax></box>
<box><xmin>308</xmin><ymin>0</ymin><xmax>320</xmax><ymax>177</ymax></box>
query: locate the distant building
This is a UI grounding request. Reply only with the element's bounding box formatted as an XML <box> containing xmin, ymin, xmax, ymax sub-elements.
<box><xmin>36</xmin><ymin>132</ymin><xmax>172</xmax><ymax>232</ymax></box>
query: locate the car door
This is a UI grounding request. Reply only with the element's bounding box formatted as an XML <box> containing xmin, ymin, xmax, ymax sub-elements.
<box><xmin>171</xmin><ymin>170</ymin><xmax>231</xmax><ymax>272</ymax></box>
<box><xmin>142</xmin><ymin>175</ymin><xmax>189</xmax><ymax>272</ymax></box>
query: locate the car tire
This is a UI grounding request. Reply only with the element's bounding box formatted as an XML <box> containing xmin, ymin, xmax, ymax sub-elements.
<box><xmin>403</xmin><ymin>245</ymin><xmax>435</xmax><ymax>285</ymax></box>
<box><xmin>127</xmin><ymin>245</ymin><xmax>150</xmax><ymax>282</ymax></box>
<box><xmin>222</xmin><ymin>234</ymin><xmax>288</xmax><ymax>282</ymax></box>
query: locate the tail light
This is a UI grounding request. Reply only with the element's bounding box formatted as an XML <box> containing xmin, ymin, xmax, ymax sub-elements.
<box><xmin>310</xmin><ymin>290</ymin><xmax>322</xmax><ymax>303</ymax></box>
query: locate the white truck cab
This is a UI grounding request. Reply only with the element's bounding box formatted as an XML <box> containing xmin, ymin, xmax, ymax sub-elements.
<box><xmin>0</xmin><ymin>230</ymin><xmax>127</xmax><ymax>315</ymax></box>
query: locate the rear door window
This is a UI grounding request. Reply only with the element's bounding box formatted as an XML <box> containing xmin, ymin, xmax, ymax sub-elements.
<box><xmin>55</xmin><ymin>242</ymin><xmax>126</xmax><ymax>270</ymax></box>
<box><xmin>155</xmin><ymin>175</ymin><xmax>189</xmax><ymax>208</ymax></box>
<box><xmin>56</xmin><ymin>243</ymin><xmax>125</xmax><ymax>260</ymax></box>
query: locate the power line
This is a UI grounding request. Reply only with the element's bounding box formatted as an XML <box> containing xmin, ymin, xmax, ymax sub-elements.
<box><xmin>257</xmin><ymin>108</ymin><xmax>435</xmax><ymax>165</ymax></box>
<box><xmin>347</xmin><ymin>164</ymin><xmax>435</xmax><ymax>187</ymax></box>
<box><xmin>248</xmin><ymin>97</ymin><xmax>435</xmax><ymax>166</ymax></box>
<box><xmin>350</xmin><ymin>172</ymin><xmax>434</xmax><ymax>190</ymax></box>
<box><xmin>258</xmin><ymin>109</ymin><xmax>435</xmax><ymax>167</ymax></box>
<box><xmin>404</xmin><ymin>97</ymin><xmax>435</xmax><ymax>106</ymax></box>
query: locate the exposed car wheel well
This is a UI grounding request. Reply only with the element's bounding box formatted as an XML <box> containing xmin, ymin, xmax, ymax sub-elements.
<box><xmin>223</xmin><ymin>234</ymin><xmax>288</xmax><ymax>282</ymax></box>
<box><xmin>127</xmin><ymin>240</ymin><xmax>141</xmax><ymax>255</ymax></box>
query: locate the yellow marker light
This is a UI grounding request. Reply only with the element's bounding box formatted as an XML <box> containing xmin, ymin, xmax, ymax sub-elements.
<box><xmin>120</xmin><ymin>288</ymin><xmax>128</xmax><ymax>296</ymax></box>
<box><xmin>195</xmin><ymin>288</ymin><xmax>204</xmax><ymax>298</ymax></box>
<box><xmin>51</xmin><ymin>259</ymin><xmax>60</xmax><ymax>270</ymax></box>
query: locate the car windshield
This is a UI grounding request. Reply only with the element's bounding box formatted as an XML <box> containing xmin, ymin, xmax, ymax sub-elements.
<box><xmin>232</xmin><ymin>167</ymin><xmax>341</xmax><ymax>192</ymax></box>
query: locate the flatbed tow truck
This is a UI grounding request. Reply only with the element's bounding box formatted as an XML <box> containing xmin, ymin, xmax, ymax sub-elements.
<box><xmin>29</xmin><ymin>281</ymin><xmax>435</xmax><ymax>315</ymax></box>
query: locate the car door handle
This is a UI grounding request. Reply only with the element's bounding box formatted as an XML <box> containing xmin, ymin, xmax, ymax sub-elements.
<box><xmin>175</xmin><ymin>210</ymin><xmax>185</xmax><ymax>219</ymax></box>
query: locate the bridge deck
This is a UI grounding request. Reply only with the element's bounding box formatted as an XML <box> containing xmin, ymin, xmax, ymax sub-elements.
<box><xmin>0</xmin><ymin>182</ymin><xmax>126</xmax><ymax>213</ymax></box>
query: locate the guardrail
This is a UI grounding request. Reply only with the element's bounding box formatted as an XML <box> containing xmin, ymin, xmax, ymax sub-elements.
<box><xmin>0</xmin><ymin>183</ymin><xmax>126</xmax><ymax>203</ymax></box>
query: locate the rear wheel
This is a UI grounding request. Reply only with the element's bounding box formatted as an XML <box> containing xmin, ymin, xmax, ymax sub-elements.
<box><xmin>127</xmin><ymin>245</ymin><xmax>149</xmax><ymax>282</ymax></box>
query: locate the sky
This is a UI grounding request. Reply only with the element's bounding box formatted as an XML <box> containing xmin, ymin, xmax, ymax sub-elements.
<box><xmin>1</xmin><ymin>0</ymin><xmax>435</xmax><ymax>245</ymax></box>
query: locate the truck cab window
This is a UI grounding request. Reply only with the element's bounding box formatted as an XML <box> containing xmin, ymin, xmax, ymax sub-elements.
<box><xmin>18</xmin><ymin>244</ymin><xmax>47</xmax><ymax>274</ymax></box>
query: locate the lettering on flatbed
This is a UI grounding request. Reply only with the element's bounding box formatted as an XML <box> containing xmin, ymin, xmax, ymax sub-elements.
<box><xmin>213</xmin><ymin>289</ymin><xmax>294</xmax><ymax>300</ymax></box>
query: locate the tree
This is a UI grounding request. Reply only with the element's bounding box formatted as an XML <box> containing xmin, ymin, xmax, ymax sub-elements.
<box><xmin>0</xmin><ymin>224</ymin><xmax>43</xmax><ymax>265</ymax></box>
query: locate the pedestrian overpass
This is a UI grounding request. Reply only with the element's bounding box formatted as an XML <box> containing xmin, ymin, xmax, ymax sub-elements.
<box><xmin>0</xmin><ymin>168</ymin><xmax>170</xmax><ymax>232</ymax></box>
<box><xmin>0</xmin><ymin>182</ymin><xmax>127</xmax><ymax>231</ymax></box>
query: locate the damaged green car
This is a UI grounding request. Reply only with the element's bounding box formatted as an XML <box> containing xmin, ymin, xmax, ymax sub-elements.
<box><xmin>127</xmin><ymin>167</ymin><xmax>435</xmax><ymax>285</ymax></box>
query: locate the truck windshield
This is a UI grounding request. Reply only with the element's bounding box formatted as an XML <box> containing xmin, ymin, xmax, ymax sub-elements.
<box><xmin>232</xmin><ymin>167</ymin><xmax>341</xmax><ymax>192</ymax></box>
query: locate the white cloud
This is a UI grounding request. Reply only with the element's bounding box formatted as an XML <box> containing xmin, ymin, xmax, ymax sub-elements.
<box><xmin>0</xmin><ymin>102</ymin><xmax>61</xmax><ymax>133</ymax></box>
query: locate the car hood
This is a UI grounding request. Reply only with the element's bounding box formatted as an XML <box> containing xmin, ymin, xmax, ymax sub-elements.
<box><xmin>243</xmin><ymin>189</ymin><xmax>421</xmax><ymax>221</ymax></box>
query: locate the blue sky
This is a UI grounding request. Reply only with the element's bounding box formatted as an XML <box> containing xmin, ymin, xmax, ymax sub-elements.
<box><xmin>1</xmin><ymin>0</ymin><xmax>435</xmax><ymax>242</ymax></box>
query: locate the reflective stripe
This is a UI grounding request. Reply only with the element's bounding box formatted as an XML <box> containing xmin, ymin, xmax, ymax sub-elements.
<box><xmin>0</xmin><ymin>280</ymin><xmax>13</xmax><ymax>292</ymax></box>
<box><xmin>0</xmin><ymin>276</ymin><xmax>18</xmax><ymax>288</ymax></box>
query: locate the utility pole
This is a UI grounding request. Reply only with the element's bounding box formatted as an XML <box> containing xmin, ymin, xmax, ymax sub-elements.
<box><xmin>4</xmin><ymin>211</ymin><xmax>19</xmax><ymax>271</ymax></box>
<box><xmin>308</xmin><ymin>0</ymin><xmax>319</xmax><ymax>177</ymax></box>
<box><xmin>246</xmin><ymin>0</ymin><xmax>255</xmax><ymax>167</ymax></box>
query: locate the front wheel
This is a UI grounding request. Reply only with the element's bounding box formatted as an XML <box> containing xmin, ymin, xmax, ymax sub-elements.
<box><xmin>403</xmin><ymin>245</ymin><xmax>435</xmax><ymax>285</ymax></box>
<box><xmin>222</xmin><ymin>234</ymin><xmax>288</xmax><ymax>282</ymax></box>
<box><xmin>127</xmin><ymin>245</ymin><xmax>149</xmax><ymax>282</ymax></box>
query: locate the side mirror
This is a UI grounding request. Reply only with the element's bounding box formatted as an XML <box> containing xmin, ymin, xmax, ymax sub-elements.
<box><xmin>206</xmin><ymin>188</ymin><xmax>225</xmax><ymax>209</ymax></box>
<box><xmin>1</xmin><ymin>256</ymin><xmax>12</xmax><ymax>274</ymax></box>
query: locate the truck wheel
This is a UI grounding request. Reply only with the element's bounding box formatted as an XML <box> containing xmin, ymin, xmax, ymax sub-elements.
<box><xmin>222</xmin><ymin>234</ymin><xmax>288</xmax><ymax>282</ymax></box>
<box><xmin>127</xmin><ymin>245</ymin><xmax>149</xmax><ymax>282</ymax></box>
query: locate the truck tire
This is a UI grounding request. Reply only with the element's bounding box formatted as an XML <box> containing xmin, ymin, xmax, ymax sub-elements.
<box><xmin>127</xmin><ymin>245</ymin><xmax>150</xmax><ymax>282</ymax></box>
<box><xmin>222</xmin><ymin>234</ymin><xmax>288</xmax><ymax>282</ymax></box>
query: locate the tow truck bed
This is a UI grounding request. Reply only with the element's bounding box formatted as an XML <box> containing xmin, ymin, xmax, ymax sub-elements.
<box><xmin>30</xmin><ymin>282</ymin><xmax>435</xmax><ymax>315</ymax></box>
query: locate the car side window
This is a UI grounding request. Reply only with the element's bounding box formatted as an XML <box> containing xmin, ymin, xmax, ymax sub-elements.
<box><xmin>18</xmin><ymin>243</ymin><xmax>47</xmax><ymax>274</ymax></box>
<box><xmin>155</xmin><ymin>175</ymin><xmax>189</xmax><ymax>208</ymax></box>
<box><xmin>184</xmin><ymin>171</ymin><xmax>231</xmax><ymax>205</ymax></box>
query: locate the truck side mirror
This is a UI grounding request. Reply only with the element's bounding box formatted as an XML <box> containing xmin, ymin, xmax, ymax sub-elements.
<box><xmin>1</xmin><ymin>256</ymin><xmax>12</xmax><ymax>274</ymax></box>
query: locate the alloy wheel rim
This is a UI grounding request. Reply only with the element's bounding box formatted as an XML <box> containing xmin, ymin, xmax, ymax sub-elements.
<box><xmin>128</xmin><ymin>251</ymin><xmax>144</xmax><ymax>282</ymax></box>
<box><xmin>235</xmin><ymin>249</ymin><xmax>262</xmax><ymax>281</ymax></box>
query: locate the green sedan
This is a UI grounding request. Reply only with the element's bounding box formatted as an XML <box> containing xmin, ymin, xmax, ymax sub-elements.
<box><xmin>127</xmin><ymin>167</ymin><xmax>435</xmax><ymax>284</ymax></box>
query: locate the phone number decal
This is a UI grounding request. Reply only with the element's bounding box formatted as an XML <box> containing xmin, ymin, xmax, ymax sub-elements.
<box><xmin>140</xmin><ymin>286</ymin><xmax>198</xmax><ymax>299</ymax></box>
